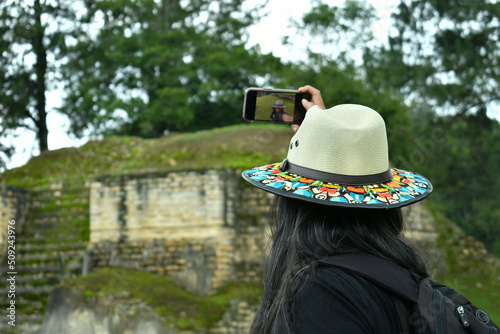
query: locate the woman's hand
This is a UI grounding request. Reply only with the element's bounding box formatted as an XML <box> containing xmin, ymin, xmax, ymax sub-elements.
<box><xmin>299</xmin><ymin>85</ymin><xmax>325</xmax><ymax>110</ymax></box>
<box><xmin>292</xmin><ymin>85</ymin><xmax>325</xmax><ymax>132</ymax></box>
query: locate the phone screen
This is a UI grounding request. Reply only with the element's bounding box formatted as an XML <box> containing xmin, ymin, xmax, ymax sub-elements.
<box><xmin>243</xmin><ymin>88</ymin><xmax>311</xmax><ymax>125</ymax></box>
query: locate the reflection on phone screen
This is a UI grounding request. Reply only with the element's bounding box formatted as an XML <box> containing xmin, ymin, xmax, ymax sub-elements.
<box><xmin>255</xmin><ymin>92</ymin><xmax>299</xmax><ymax>123</ymax></box>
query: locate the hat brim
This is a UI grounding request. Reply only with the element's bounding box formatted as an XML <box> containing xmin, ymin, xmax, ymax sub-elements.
<box><xmin>242</xmin><ymin>162</ymin><xmax>433</xmax><ymax>209</ymax></box>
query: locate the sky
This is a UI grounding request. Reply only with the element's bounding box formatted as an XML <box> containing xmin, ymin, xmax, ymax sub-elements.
<box><xmin>244</xmin><ymin>0</ymin><xmax>398</xmax><ymax>63</ymax></box>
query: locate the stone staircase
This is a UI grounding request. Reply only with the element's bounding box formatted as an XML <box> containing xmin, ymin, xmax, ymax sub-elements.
<box><xmin>0</xmin><ymin>181</ymin><xmax>90</xmax><ymax>333</ymax></box>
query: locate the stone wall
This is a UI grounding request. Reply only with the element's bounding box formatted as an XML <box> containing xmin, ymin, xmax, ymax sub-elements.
<box><xmin>402</xmin><ymin>202</ymin><xmax>446</xmax><ymax>276</ymax></box>
<box><xmin>1</xmin><ymin>169</ymin><xmax>443</xmax><ymax>298</ymax></box>
<box><xmin>0</xmin><ymin>179</ymin><xmax>91</xmax><ymax>334</ymax></box>
<box><xmin>402</xmin><ymin>202</ymin><xmax>438</xmax><ymax>244</ymax></box>
<box><xmin>88</xmin><ymin>170</ymin><xmax>271</xmax><ymax>296</ymax></box>
<box><xmin>89</xmin><ymin>170</ymin><xmax>236</xmax><ymax>242</ymax></box>
<box><xmin>0</xmin><ymin>184</ymin><xmax>31</xmax><ymax>258</ymax></box>
<box><xmin>87</xmin><ymin>168</ymin><xmax>444</xmax><ymax>296</ymax></box>
<box><xmin>0</xmin><ymin>180</ymin><xmax>90</xmax><ymax>247</ymax></box>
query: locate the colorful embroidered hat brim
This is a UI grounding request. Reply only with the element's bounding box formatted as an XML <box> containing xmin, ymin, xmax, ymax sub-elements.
<box><xmin>242</xmin><ymin>162</ymin><xmax>433</xmax><ymax>208</ymax></box>
<box><xmin>242</xmin><ymin>104</ymin><xmax>433</xmax><ymax>208</ymax></box>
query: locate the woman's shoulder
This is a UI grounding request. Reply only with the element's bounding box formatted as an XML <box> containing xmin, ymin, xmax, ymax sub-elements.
<box><xmin>291</xmin><ymin>264</ymin><xmax>403</xmax><ymax>333</ymax></box>
<box><xmin>314</xmin><ymin>264</ymin><xmax>371</xmax><ymax>289</ymax></box>
<box><xmin>304</xmin><ymin>264</ymin><xmax>387</xmax><ymax>307</ymax></box>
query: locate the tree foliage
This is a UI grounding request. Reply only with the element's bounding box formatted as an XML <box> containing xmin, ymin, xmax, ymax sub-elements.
<box><xmin>275</xmin><ymin>57</ymin><xmax>413</xmax><ymax>163</ymax></box>
<box><xmin>292</xmin><ymin>0</ymin><xmax>379</xmax><ymax>69</ymax></box>
<box><xmin>363</xmin><ymin>0</ymin><xmax>500</xmax><ymax>116</ymax></box>
<box><xmin>403</xmin><ymin>111</ymin><xmax>500</xmax><ymax>256</ymax></box>
<box><xmin>61</xmin><ymin>0</ymin><xmax>280</xmax><ymax>138</ymax></box>
<box><xmin>0</xmin><ymin>0</ymin><xmax>83</xmax><ymax>153</ymax></box>
<box><xmin>297</xmin><ymin>0</ymin><xmax>500</xmax><ymax>256</ymax></box>
<box><xmin>364</xmin><ymin>0</ymin><xmax>500</xmax><ymax>255</ymax></box>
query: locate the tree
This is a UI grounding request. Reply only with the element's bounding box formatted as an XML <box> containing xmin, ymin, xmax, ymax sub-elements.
<box><xmin>296</xmin><ymin>0</ymin><xmax>500</xmax><ymax>256</ymax></box>
<box><xmin>0</xmin><ymin>0</ymin><xmax>83</xmax><ymax>154</ymax></box>
<box><xmin>275</xmin><ymin>57</ymin><xmax>413</xmax><ymax>163</ymax></box>
<box><xmin>363</xmin><ymin>0</ymin><xmax>500</xmax><ymax>117</ymax></box>
<box><xmin>61</xmin><ymin>0</ymin><xmax>281</xmax><ymax>138</ymax></box>
<box><xmin>289</xmin><ymin>0</ymin><xmax>380</xmax><ymax>70</ymax></box>
<box><xmin>409</xmin><ymin>111</ymin><xmax>500</xmax><ymax>256</ymax></box>
<box><xmin>361</xmin><ymin>0</ymin><xmax>500</xmax><ymax>255</ymax></box>
<box><xmin>278</xmin><ymin>0</ymin><xmax>413</xmax><ymax>159</ymax></box>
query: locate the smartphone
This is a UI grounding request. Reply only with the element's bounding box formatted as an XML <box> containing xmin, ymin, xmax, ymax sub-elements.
<box><xmin>242</xmin><ymin>88</ymin><xmax>312</xmax><ymax>125</ymax></box>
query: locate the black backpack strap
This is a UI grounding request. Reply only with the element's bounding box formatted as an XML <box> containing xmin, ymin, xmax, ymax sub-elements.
<box><xmin>319</xmin><ymin>252</ymin><xmax>419</xmax><ymax>303</ymax></box>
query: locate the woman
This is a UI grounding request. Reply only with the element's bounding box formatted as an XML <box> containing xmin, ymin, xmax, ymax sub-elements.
<box><xmin>270</xmin><ymin>99</ymin><xmax>293</xmax><ymax>123</ymax></box>
<box><xmin>242</xmin><ymin>86</ymin><xmax>433</xmax><ymax>333</ymax></box>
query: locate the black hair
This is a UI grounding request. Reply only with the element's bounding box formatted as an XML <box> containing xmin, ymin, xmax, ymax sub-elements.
<box><xmin>249</xmin><ymin>195</ymin><xmax>429</xmax><ymax>334</ymax></box>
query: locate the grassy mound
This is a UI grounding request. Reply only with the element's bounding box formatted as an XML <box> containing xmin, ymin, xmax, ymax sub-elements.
<box><xmin>64</xmin><ymin>268</ymin><xmax>261</xmax><ymax>330</ymax></box>
<box><xmin>432</xmin><ymin>206</ymin><xmax>500</xmax><ymax>323</ymax></box>
<box><xmin>1</xmin><ymin>123</ymin><xmax>293</xmax><ymax>187</ymax></box>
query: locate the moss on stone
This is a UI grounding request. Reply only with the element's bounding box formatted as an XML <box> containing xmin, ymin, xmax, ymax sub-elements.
<box><xmin>65</xmin><ymin>267</ymin><xmax>261</xmax><ymax>331</ymax></box>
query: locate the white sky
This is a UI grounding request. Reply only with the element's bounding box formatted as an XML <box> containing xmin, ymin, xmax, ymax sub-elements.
<box><xmin>2</xmin><ymin>0</ymin><xmax>498</xmax><ymax>171</ymax></box>
<box><xmin>245</xmin><ymin>0</ymin><xmax>398</xmax><ymax>62</ymax></box>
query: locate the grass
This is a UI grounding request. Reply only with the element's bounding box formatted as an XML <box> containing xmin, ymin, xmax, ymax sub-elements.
<box><xmin>65</xmin><ymin>268</ymin><xmax>261</xmax><ymax>330</ymax></box>
<box><xmin>430</xmin><ymin>204</ymin><xmax>500</xmax><ymax>323</ymax></box>
<box><xmin>1</xmin><ymin>123</ymin><xmax>293</xmax><ymax>188</ymax></box>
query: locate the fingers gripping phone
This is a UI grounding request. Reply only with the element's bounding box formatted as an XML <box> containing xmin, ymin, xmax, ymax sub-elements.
<box><xmin>242</xmin><ymin>88</ymin><xmax>312</xmax><ymax>125</ymax></box>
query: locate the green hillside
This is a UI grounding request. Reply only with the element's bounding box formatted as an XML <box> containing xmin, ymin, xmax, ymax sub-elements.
<box><xmin>431</xmin><ymin>207</ymin><xmax>500</xmax><ymax>323</ymax></box>
<box><xmin>1</xmin><ymin>124</ymin><xmax>499</xmax><ymax>325</ymax></box>
<box><xmin>1</xmin><ymin>124</ymin><xmax>293</xmax><ymax>187</ymax></box>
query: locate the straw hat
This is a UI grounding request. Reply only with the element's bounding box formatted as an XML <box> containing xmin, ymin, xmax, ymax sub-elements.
<box><xmin>242</xmin><ymin>104</ymin><xmax>432</xmax><ymax>208</ymax></box>
<box><xmin>272</xmin><ymin>100</ymin><xmax>287</xmax><ymax>108</ymax></box>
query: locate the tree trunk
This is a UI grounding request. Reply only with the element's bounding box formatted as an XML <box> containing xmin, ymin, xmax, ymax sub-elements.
<box><xmin>33</xmin><ymin>0</ymin><xmax>48</xmax><ymax>152</ymax></box>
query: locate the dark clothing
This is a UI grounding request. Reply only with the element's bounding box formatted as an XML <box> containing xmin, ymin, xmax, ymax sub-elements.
<box><xmin>271</xmin><ymin>109</ymin><xmax>284</xmax><ymax>122</ymax></box>
<box><xmin>291</xmin><ymin>265</ymin><xmax>412</xmax><ymax>333</ymax></box>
